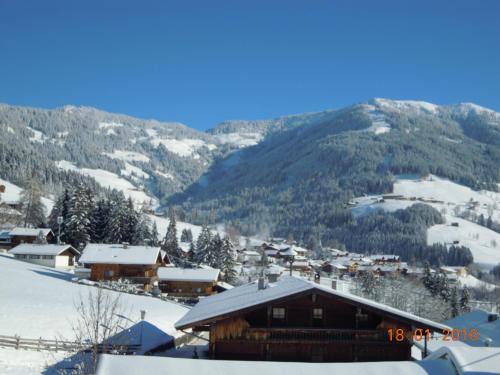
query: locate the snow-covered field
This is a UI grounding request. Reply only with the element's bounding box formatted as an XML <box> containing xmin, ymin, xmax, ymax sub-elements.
<box><xmin>428</xmin><ymin>216</ymin><xmax>500</xmax><ymax>269</ymax></box>
<box><xmin>351</xmin><ymin>175</ymin><xmax>500</xmax><ymax>269</ymax></box>
<box><xmin>0</xmin><ymin>178</ymin><xmax>54</xmax><ymax>214</ymax></box>
<box><xmin>55</xmin><ymin>160</ymin><xmax>157</xmax><ymax>206</ymax></box>
<box><xmin>0</xmin><ymin>254</ymin><xmax>189</xmax><ymax>374</ymax></box>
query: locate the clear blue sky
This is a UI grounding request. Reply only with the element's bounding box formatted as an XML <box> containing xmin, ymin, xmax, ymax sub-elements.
<box><xmin>0</xmin><ymin>0</ymin><xmax>499</xmax><ymax>130</ymax></box>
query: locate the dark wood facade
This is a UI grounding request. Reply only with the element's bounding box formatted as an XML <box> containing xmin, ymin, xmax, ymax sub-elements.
<box><xmin>87</xmin><ymin>257</ymin><xmax>163</xmax><ymax>291</ymax></box>
<box><xmin>191</xmin><ymin>290</ymin><xmax>439</xmax><ymax>362</ymax></box>
<box><xmin>10</xmin><ymin>232</ymin><xmax>54</xmax><ymax>247</ymax></box>
<box><xmin>159</xmin><ymin>280</ymin><xmax>217</xmax><ymax>297</ymax></box>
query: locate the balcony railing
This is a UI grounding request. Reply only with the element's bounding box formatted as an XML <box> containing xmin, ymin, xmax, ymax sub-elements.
<box><xmin>238</xmin><ymin>328</ymin><xmax>391</xmax><ymax>343</ymax></box>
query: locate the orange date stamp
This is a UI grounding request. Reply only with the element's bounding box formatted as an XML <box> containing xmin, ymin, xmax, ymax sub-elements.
<box><xmin>388</xmin><ymin>328</ymin><xmax>479</xmax><ymax>342</ymax></box>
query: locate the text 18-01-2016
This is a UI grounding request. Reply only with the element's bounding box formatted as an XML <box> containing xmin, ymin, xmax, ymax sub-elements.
<box><xmin>387</xmin><ymin>328</ymin><xmax>479</xmax><ymax>342</ymax></box>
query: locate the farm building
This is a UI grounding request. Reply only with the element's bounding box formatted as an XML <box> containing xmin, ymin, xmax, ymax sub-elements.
<box><xmin>9</xmin><ymin>243</ymin><xmax>79</xmax><ymax>267</ymax></box>
<box><xmin>78</xmin><ymin>243</ymin><xmax>166</xmax><ymax>290</ymax></box>
<box><xmin>175</xmin><ymin>276</ymin><xmax>449</xmax><ymax>362</ymax></box>
<box><xmin>158</xmin><ymin>267</ymin><xmax>220</xmax><ymax>297</ymax></box>
<box><xmin>8</xmin><ymin>227</ymin><xmax>54</xmax><ymax>247</ymax></box>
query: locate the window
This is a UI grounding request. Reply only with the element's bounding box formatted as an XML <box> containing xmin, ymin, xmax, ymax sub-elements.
<box><xmin>313</xmin><ymin>308</ymin><xmax>323</xmax><ymax>320</ymax></box>
<box><xmin>272</xmin><ymin>307</ymin><xmax>286</xmax><ymax>319</ymax></box>
<box><xmin>104</xmin><ymin>270</ymin><xmax>114</xmax><ymax>277</ymax></box>
<box><xmin>30</xmin><ymin>255</ymin><xmax>40</xmax><ymax>259</ymax></box>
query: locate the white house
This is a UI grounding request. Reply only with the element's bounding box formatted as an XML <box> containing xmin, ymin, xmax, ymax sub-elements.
<box><xmin>9</xmin><ymin>243</ymin><xmax>80</xmax><ymax>268</ymax></box>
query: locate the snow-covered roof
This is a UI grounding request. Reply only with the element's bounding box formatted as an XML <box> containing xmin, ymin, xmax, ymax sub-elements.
<box><xmin>279</xmin><ymin>248</ymin><xmax>297</xmax><ymax>256</ymax></box>
<box><xmin>96</xmin><ymin>355</ymin><xmax>456</xmax><ymax>375</ymax></box>
<box><xmin>9</xmin><ymin>244</ymin><xmax>79</xmax><ymax>256</ymax></box>
<box><xmin>425</xmin><ymin>346</ymin><xmax>500</xmax><ymax>374</ymax></box>
<box><xmin>175</xmin><ymin>276</ymin><xmax>451</xmax><ymax>331</ymax></box>
<box><xmin>158</xmin><ymin>267</ymin><xmax>220</xmax><ymax>282</ymax></box>
<box><xmin>79</xmin><ymin>244</ymin><xmax>161</xmax><ymax>265</ymax></box>
<box><xmin>444</xmin><ymin>310</ymin><xmax>500</xmax><ymax>347</ymax></box>
<box><xmin>9</xmin><ymin>227</ymin><xmax>52</xmax><ymax>237</ymax></box>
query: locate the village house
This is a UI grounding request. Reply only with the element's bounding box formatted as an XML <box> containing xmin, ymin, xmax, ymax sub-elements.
<box><xmin>8</xmin><ymin>227</ymin><xmax>54</xmax><ymax>247</ymax></box>
<box><xmin>78</xmin><ymin>243</ymin><xmax>166</xmax><ymax>291</ymax></box>
<box><xmin>9</xmin><ymin>243</ymin><xmax>80</xmax><ymax>268</ymax></box>
<box><xmin>175</xmin><ymin>276</ymin><xmax>449</xmax><ymax>362</ymax></box>
<box><xmin>158</xmin><ymin>267</ymin><xmax>220</xmax><ymax>297</ymax></box>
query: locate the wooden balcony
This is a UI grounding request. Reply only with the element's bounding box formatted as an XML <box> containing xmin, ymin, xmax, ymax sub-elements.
<box><xmin>235</xmin><ymin>328</ymin><xmax>392</xmax><ymax>344</ymax></box>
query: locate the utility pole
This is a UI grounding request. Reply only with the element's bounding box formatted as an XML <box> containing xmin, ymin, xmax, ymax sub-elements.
<box><xmin>57</xmin><ymin>216</ymin><xmax>63</xmax><ymax>245</ymax></box>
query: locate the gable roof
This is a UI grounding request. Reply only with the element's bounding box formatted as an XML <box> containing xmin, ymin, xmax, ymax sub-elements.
<box><xmin>79</xmin><ymin>244</ymin><xmax>161</xmax><ymax>265</ymax></box>
<box><xmin>175</xmin><ymin>276</ymin><xmax>450</xmax><ymax>332</ymax></box>
<box><xmin>158</xmin><ymin>267</ymin><xmax>220</xmax><ymax>282</ymax></box>
<box><xmin>9</xmin><ymin>243</ymin><xmax>79</xmax><ymax>256</ymax></box>
<box><xmin>9</xmin><ymin>227</ymin><xmax>53</xmax><ymax>237</ymax></box>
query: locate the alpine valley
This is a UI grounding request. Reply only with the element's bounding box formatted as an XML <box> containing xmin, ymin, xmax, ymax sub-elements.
<box><xmin>1</xmin><ymin>98</ymin><xmax>499</xmax><ymax>268</ymax></box>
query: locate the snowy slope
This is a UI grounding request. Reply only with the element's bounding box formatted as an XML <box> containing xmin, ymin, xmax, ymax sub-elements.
<box><xmin>0</xmin><ymin>178</ymin><xmax>54</xmax><ymax>214</ymax></box>
<box><xmin>0</xmin><ymin>255</ymin><xmax>188</xmax><ymax>340</ymax></box>
<box><xmin>350</xmin><ymin>175</ymin><xmax>500</xmax><ymax>269</ymax></box>
<box><xmin>56</xmin><ymin>161</ymin><xmax>157</xmax><ymax>206</ymax></box>
<box><xmin>427</xmin><ymin>216</ymin><xmax>500</xmax><ymax>269</ymax></box>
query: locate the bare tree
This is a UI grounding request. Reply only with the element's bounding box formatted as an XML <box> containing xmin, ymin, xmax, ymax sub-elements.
<box><xmin>55</xmin><ymin>287</ymin><xmax>128</xmax><ymax>375</ymax></box>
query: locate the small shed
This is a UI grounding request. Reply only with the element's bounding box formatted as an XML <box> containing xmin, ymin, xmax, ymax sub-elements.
<box><xmin>9</xmin><ymin>243</ymin><xmax>79</xmax><ymax>268</ymax></box>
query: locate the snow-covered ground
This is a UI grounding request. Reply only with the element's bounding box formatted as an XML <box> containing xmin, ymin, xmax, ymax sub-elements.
<box><xmin>360</xmin><ymin>105</ymin><xmax>391</xmax><ymax>134</ymax></box>
<box><xmin>55</xmin><ymin>160</ymin><xmax>157</xmax><ymax>207</ymax></box>
<box><xmin>150</xmin><ymin>138</ymin><xmax>216</xmax><ymax>158</ymax></box>
<box><xmin>213</xmin><ymin>132</ymin><xmax>264</xmax><ymax>148</ymax></box>
<box><xmin>0</xmin><ymin>178</ymin><xmax>54</xmax><ymax>214</ymax></box>
<box><xmin>103</xmin><ymin>150</ymin><xmax>150</xmax><ymax>163</ymax></box>
<box><xmin>428</xmin><ymin>216</ymin><xmax>500</xmax><ymax>269</ymax></box>
<box><xmin>0</xmin><ymin>254</ymin><xmax>189</xmax><ymax>374</ymax></box>
<box><xmin>0</xmin><ymin>347</ymin><xmax>67</xmax><ymax>375</ymax></box>
<box><xmin>351</xmin><ymin>175</ymin><xmax>500</xmax><ymax>269</ymax></box>
<box><xmin>27</xmin><ymin>126</ymin><xmax>47</xmax><ymax>143</ymax></box>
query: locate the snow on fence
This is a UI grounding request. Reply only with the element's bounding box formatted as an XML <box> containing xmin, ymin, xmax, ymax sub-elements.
<box><xmin>0</xmin><ymin>334</ymin><xmax>141</xmax><ymax>354</ymax></box>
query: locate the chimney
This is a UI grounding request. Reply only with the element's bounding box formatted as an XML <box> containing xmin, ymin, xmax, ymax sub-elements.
<box><xmin>488</xmin><ymin>313</ymin><xmax>498</xmax><ymax>322</ymax></box>
<box><xmin>331</xmin><ymin>279</ymin><xmax>337</xmax><ymax>290</ymax></box>
<box><xmin>258</xmin><ymin>275</ymin><xmax>267</xmax><ymax>290</ymax></box>
<box><xmin>122</xmin><ymin>242</ymin><xmax>129</xmax><ymax>249</ymax></box>
<box><xmin>484</xmin><ymin>338</ymin><xmax>492</xmax><ymax>347</ymax></box>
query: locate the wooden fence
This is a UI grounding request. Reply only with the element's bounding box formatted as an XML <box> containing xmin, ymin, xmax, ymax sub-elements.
<box><xmin>0</xmin><ymin>334</ymin><xmax>141</xmax><ymax>354</ymax></box>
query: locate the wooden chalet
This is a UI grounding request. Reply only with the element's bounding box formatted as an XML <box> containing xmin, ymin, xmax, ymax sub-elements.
<box><xmin>175</xmin><ymin>276</ymin><xmax>449</xmax><ymax>363</ymax></box>
<box><xmin>158</xmin><ymin>267</ymin><xmax>220</xmax><ymax>297</ymax></box>
<box><xmin>79</xmin><ymin>243</ymin><xmax>166</xmax><ymax>291</ymax></box>
<box><xmin>8</xmin><ymin>227</ymin><xmax>54</xmax><ymax>247</ymax></box>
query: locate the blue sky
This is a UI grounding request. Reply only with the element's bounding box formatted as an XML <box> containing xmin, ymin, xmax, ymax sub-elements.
<box><xmin>0</xmin><ymin>0</ymin><xmax>499</xmax><ymax>130</ymax></box>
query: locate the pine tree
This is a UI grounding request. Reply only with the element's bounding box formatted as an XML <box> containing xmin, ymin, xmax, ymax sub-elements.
<box><xmin>20</xmin><ymin>180</ymin><xmax>47</xmax><ymax>228</ymax></box>
<box><xmin>194</xmin><ymin>224</ymin><xmax>212</xmax><ymax>264</ymax></box>
<box><xmin>124</xmin><ymin>197</ymin><xmax>139</xmax><ymax>244</ymax></box>
<box><xmin>450</xmin><ymin>287</ymin><xmax>459</xmax><ymax>318</ymax></box>
<box><xmin>134</xmin><ymin>213</ymin><xmax>152</xmax><ymax>246</ymax></box>
<box><xmin>487</xmin><ymin>216</ymin><xmax>493</xmax><ymax>229</ymax></box>
<box><xmin>181</xmin><ymin>228</ymin><xmax>193</xmax><ymax>242</ymax></box>
<box><xmin>162</xmin><ymin>208</ymin><xmax>180</xmax><ymax>263</ymax></box>
<box><xmin>423</xmin><ymin>263</ymin><xmax>434</xmax><ymax>291</ymax></box>
<box><xmin>151</xmin><ymin>221</ymin><xmax>160</xmax><ymax>247</ymax></box>
<box><xmin>103</xmin><ymin>191</ymin><xmax>127</xmax><ymax>243</ymax></box>
<box><xmin>65</xmin><ymin>184</ymin><xmax>94</xmax><ymax>249</ymax></box>
<box><xmin>460</xmin><ymin>285</ymin><xmax>471</xmax><ymax>313</ymax></box>
<box><xmin>208</xmin><ymin>233</ymin><xmax>223</xmax><ymax>268</ymax></box>
<box><xmin>221</xmin><ymin>236</ymin><xmax>237</xmax><ymax>282</ymax></box>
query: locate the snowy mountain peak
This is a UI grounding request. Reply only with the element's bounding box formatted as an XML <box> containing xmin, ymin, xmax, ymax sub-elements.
<box><xmin>369</xmin><ymin>98</ymin><xmax>439</xmax><ymax>114</ymax></box>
